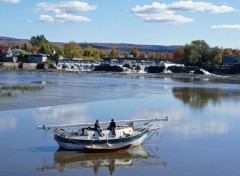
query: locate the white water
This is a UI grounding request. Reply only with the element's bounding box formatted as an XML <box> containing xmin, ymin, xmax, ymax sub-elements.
<box><xmin>57</xmin><ymin>61</ymin><xmax>215</xmax><ymax>76</ymax></box>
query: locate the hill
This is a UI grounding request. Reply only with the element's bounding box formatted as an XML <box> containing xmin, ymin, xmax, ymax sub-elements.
<box><xmin>0</xmin><ymin>36</ymin><xmax>180</xmax><ymax>53</ymax></box>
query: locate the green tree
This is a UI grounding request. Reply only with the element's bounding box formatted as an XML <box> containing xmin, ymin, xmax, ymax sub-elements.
<box><xmin>183</xmin><ymin>40</ymin><xmax>210</xmax><ymax>65</ymax></box>
<box><xmin>210</xmin><ymin>47</ymin><xmax>223</xmax><ymax>64</ymax></box>
<box><xmin>30</xmin><ymin>35</ymin><xmax>53</xmax><ymax>55</ymax></box>
<box><xmin>53</xmin><ymin>45</ymin><xmax>65</xmax><ymax>56</ymax></box>
<box><xmin>84</xmin><ymin>45</ymin><xmax>93</xmax><ymax>57</ymax></box>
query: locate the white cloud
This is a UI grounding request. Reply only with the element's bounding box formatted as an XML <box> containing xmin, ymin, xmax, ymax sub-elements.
<box><xmin>132</xmin><ymin>1</ymin><xmax>235</xmax><ymax>24</ymax></box>
<box><xmin>0</xmin><ymin>0</ymin><xmax>19</xmax><ymax>3</ymax></box>
<box><xmin>34</xmin><ymin>104</ymin><xmax>88</xmax><ymax>125</ymax></box>
<box><xmin>169</xmin><ymin>1</ymin><xmax>236</xmax><ymax>13</ymax></box>
<box><xmin>210</xmin><ymin>25</ymin><xmax>240</xmax><ymax>30</ymax></box>
<box><xmin>0</xmin><ymin>117</ymin><xmax>17</xmax><ymax>133</ymax></box>
<box><xmin>38</xmin><ymin>13</ymin><xmax>91</xmax><ymax>23</ymax></box>
<box><xmin>36</xmin><ymin>1</ymin><xmax>97</xmax><ymax>13</ymax></box>
<box><xmin>35</xmin><ymin>1</ymin><xmax>96</xmax><ymax>23</ymax></box>
<box><xmin>134</xmin><ymin>10</ymin><xmax>194</xmax><ymax>24</ymax></box>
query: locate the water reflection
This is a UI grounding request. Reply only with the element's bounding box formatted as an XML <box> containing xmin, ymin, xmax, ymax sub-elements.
<box><xmin>0</xmin><ymin>117</ymin><xmax>17</xmax><ymax>132</ymax></box>
<box><xmin>36</xmin><ymin>145</ymin><xmax>166</xmax><ymax>175</ymax></box>
<box><xmin>172</xmin><ymin>87</ymin><xmax>240</xmax><ymax>109</ymax></box>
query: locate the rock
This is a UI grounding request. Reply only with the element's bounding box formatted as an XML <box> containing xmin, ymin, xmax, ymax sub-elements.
<box><xmin>146</xmin><ymin>66</ymin><xmax>165</xmax><ymax>73</ymax></box>
<box><xmin>167</xmin><ymin>66</ymin><xmax>189</xmax><ymax>73</ymax></box>
<box><xmin>94</xmin><ymin>64</ymin><xmax>124</xmax><ymax>72</ymax></box>
<box><xmin>193</xmin><ymin>69</ymin><xmax>204</xmax><ymax>74</ymax></box>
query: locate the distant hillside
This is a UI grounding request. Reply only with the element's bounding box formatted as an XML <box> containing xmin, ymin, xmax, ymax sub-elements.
<box><xmin>0</xmin><ymin>36</ymin><xmax>29</xmax><ymax>45</ymax></box>
<box><xmin>79</xmin><ymin>43</ymin><xmax>180</xmax><ymax>53</ymax></box>
<box><xmin>0</xmin><ymin>36</ymin><xmax>180</xmax><ymax>53</ymax></box>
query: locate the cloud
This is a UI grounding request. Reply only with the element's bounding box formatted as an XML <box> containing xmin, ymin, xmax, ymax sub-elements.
<box><xmin>34</xmin><ymin>104</ymin><xmax>88</xmax><ymax>125</ymax></box>
<box><xmin>169</xmin><ymin>1</ymin><xmax>236</xmax><ymax>13</ymax></box>
<box><xmin>0</xmin><ymin>0</ymin><xmax>19</xmax><ymax>3</ymax></box>
<box><xmin>35</xmin><ymin>1</ymin><xmax>96</xmax><ymax>23</ymax></box>
<box><xmin>38</xmin><ymin>13</ymin><xmax>91</xmax><ymax>23</ymax></box>
<box><xmin>210</xmin><ymin>25</ymin><xmax>240</xmax><ymax>30</ymax></box>
<box><xmin>36</xmin><ymin>1</ymin><xmax>96</xmax><ymax>14</ymax></box>
<box><xmin>0</xmin><ymin>117</ymin><xmax>17</xmax><ymax>133</ymax></box>
<box><xmin>132</xmin><ymin>1</ymin><xmax>235</xmax><ymax>24</ymax></box>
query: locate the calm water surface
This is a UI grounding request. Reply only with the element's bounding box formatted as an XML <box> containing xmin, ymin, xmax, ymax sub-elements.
<box><xmin>0</xmin><ymin>71</ymin><xmax>240</xmax><ymax>176</ymax></box>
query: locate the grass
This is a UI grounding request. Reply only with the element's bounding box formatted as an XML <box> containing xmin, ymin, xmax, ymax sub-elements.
<box><xmin>1</xmin><ymin>85</ymin><xmax>44</xmax><ymax>92</ymax></box>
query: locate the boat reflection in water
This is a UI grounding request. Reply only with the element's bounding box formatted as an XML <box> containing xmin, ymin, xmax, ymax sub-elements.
<box><xmin>36</xmin><ymin>145</ymin><xmax>167</xmax><ymax>175</ymax></box>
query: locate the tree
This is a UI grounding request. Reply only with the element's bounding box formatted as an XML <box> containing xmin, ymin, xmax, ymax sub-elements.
<box><xmin>109</xmin><ymin>48</ymin><xmax>118</xmax><ymax>58</ymax></box>
<box><xmin>84</xmin><ymin>45</ymin><xmax>93</xmax><ymax>57</ymax></box>
<box><xmin>174</xmin><ymin>47</ymin><xmax>184</xmax><ymax>60</ymax></box>
<box><xmin>99</xmin><ymin>49</ymin><xmax>106</xmax><ymax>58</ymax></box>
<box><xmin>130</xmin><ymin>48</ymin><xmax>139</xmax><ymax>58</ymax></box>
<box><xmin>224</xmin><ymin>48</ymin><xmax>233</xmax><ymax>55</ymax></box>
<box><xmin>23</xmin><ymin>43</ymin><xmax>32</xmax><ymax>52</ymax></box>
<box><xmin>53</xmin><ymin>45</ymin><xmax>64</xmax><ymax>56</ymax></box>
<box><xmin>210</xmin><ymin>47</ymin><xmax>223</xmax><ymax>64</ymax></box>
<box><xmin>30</xmin><ymin>35</ymin><xmax>53</xmax><ymax>55</ymax></box>
<box><xmin>64</xmin><ymin>41</ymin><xmax>83</xmax><ymax>58</ymax></box>
<box><xmin>183</xmin><ymin>40</ymin><xmax>210</xmax><ymax>65</ymax></box>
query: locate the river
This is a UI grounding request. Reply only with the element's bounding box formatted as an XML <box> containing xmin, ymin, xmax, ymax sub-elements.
<box><xmin>0</xmin><ymin>70</ymin><xmax>240</xmax><ymax>176</ymax></box>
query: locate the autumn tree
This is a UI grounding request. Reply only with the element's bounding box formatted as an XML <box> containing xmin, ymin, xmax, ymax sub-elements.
<box><xmin>224</xmin><ymin>48</ymin><xmax>233</xmax><ymax>55</ymax></box>
<box><xmin>64</xmin><ymin>41</ymin><xmax>83</xmax><ymax>58</ymax></box>
<box><xmin>174</xmin><ymin>47</ymin><xmax>184</xmax><ymax>60</ymax></box>
<box><xmin>99</xmin><ymin>49</ymin><xmax>106</xmax><ymax>58</ymax></box>
<box><xmin>130</xmin><ymin>48</ymin><xmax>140</xmax><ymax>58</ymax></box>
<box><xmin>109</xmin><ymin>48</ymin><xmax>118</xmax><ymax>58</ymax></box>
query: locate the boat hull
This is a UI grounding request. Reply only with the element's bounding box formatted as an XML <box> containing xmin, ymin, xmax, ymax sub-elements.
<box><xmin>54</xmin><ymin>129</ymin><xmax>149</xmax><ymax>150</ymax></box>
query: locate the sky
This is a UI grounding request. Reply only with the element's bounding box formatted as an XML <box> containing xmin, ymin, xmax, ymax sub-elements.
<box><xmin>0</xmin><ymin>0</ymin><xmax>240</xmax><ymax>48</ymax></box>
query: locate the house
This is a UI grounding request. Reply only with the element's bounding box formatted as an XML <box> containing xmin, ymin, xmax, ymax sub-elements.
<box><xmin>27</xmin><ymin>53</ymin><xmax>48</xmax><ymax>63</ymax></box>
<box><xmin>9</xmin><ymin>49</ymin><xmax>25</xmax><ymax>57</ymax></box>
<box><xmin>222</xmin><ymin>54</ymin><xmax>240</xmax><ymax>65</ymax></box>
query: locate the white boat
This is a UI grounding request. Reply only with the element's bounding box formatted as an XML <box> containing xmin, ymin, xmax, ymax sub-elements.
<box><xmin>37</xmin><ymin>117</ymin><xmax>168</xmax><ymax>150</ymax></box>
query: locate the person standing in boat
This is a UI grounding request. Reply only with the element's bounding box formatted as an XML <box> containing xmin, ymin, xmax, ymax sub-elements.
<box><xmin>94</xmin><ymin>119</ymin><xmax>103</xmax><ymax>137</ymax></box>
<box><xmin>108</xmin><ymin>119</ymin><xmax>116</xmax><ymax>135</ymax></box>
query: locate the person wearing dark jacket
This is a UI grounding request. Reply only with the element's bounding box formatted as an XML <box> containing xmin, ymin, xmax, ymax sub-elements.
<box><xmin>108</xmin><ymin>119</ymin><xmax>116</xmax><ymax>135</ymax></box>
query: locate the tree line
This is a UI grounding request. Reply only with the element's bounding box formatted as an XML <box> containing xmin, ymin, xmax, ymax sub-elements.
<box><xmin>174</xmin><ymin>40</ymin><xmax>240</xmax><ymax>65</ymax></box>
<box><xmin>1</xmin><ymin>35</ymin><xmax>240</xmax><ymax>65</ymax></box>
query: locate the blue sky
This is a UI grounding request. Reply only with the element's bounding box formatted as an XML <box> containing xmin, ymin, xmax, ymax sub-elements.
<box><xmin>0</xmin><ymin>0</ymin><xmax>239</xmax><ymax>48</ymax></box>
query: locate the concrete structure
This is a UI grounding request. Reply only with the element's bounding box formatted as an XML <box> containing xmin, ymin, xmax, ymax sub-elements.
<box><xmin>21</xmin><ymin>63</ymin><xmax>38</xmax><ymax>69</ymax></box>
<box><xmin>1</xmin><ymin>62</ymin><xmax>19</xmax><ymax>69</ymax></box>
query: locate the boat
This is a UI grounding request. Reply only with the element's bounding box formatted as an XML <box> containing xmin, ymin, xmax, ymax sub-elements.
<box><xmin>84</xmin><ymin>144</ymin><xmax>132</xmax><ymax>153</ymax></box>
<box><xmin>37</xmin><ymin>117</ymin><xmax>168</xmax><ymax>151</ymax></box>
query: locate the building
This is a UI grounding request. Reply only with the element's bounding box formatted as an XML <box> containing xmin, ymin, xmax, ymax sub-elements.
<box><xmin>222</xmin><ymin>54</ymin><xmax>240</xmax><ymax>65</ymax></box>
<box><xmin>27</xmin><ymin>54</ymin><xmax>48</xmax><ymax>63</ymax></box>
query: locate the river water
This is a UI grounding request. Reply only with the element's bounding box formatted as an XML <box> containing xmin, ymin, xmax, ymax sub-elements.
<box><xmin>0</xmin><ymin>70</ymin><xmax>240</xmax><ymax>176</ymax></box>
